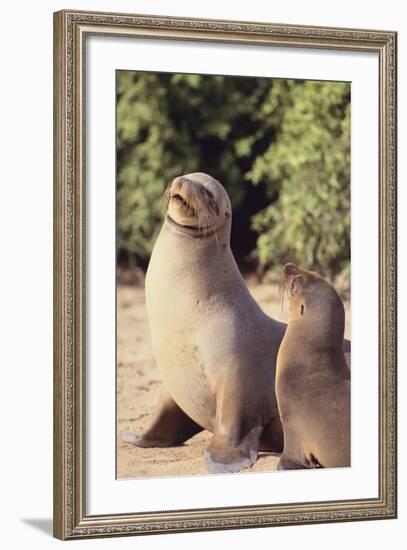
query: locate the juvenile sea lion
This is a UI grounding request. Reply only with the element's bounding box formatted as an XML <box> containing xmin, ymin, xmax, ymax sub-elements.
<box><xmin>275</xmin><ymin>263</ymin><xmax>350</xmax><ymax>470</ymax></box>
<box><xmin>123</xmin><ymin>172</ymin><xmax>286</xmax><ymax>473</ymax></box>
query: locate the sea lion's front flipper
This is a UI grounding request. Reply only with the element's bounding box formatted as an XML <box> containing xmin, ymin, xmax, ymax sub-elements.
<box><xmin>122</xmin><ymin>388</ymin><xmax>203</xmax><ymax>448</ymax></box>
<box><xmin>259</xmin><ymin>414</ymin><xmax>284</xmax><ymax>453</ymax></box>
<box><xmin>205</xmin><ymin>426</ymin><xmax>262</xmax><ymax>474</ymax></box>
<box><xmin>204</xmin><ymin>380</ymin><xmax>263</xmax><ymax>474</ymax></box>
<box><xmin>343</xmin><ymin>338</ymin><xmax>351</xmax><ymax>369</ymax></box>
<box><xmin>276</xmin><ymin>424</ymin><xmax>309</xmax><ymax>471</ymax></box>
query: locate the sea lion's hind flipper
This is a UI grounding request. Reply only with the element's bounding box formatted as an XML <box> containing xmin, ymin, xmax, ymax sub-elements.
<box><xmin>122</xmin><ymin>388</ymin><xmax>203</xmax><ymax>448</ymax></box>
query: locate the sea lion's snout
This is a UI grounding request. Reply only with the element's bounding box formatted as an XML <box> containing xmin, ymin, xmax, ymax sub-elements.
<box><xmin>171</xmin><ymin>192</ymin><xmax>193</xmax><ymax>212</ymax></box>
<box><xmin>171</xmin><ymin>175</ymin><xmax>191</xmax><ymax>194</ymax></box>
<box><xmin>168</xmin><ymin>176</ymin><xmax>196</xmax><ymax>216</ymax></box>
<box><xmin>164</xmin><ymin>172</ymin><xmax>231</xmax><ymax>239</ymax></box>
<box><xmin>170</xmin><ymin>177</ymin><xmax>191</xmax><ymax>202</ymax></box>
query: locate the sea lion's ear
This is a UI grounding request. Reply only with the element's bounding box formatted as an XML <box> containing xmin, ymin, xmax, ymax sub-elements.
<box><xmin>291</xmin><ymin>276</ymin><xmax>304</xmax><ymax>296</ymax></box>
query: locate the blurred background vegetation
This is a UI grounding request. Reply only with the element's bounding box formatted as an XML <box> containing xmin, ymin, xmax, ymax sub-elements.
<box><xmin>117</xmin><ymin>71</ymin><xmax>350</xmax><ymax>283</ymax></box>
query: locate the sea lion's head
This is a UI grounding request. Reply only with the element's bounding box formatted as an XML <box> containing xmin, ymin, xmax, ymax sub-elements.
<box><xmin>282</xmin><ymin>263</ymin><xmax>345</xmax><ymax>340</ymax></box>
<box><xmin>163</xmin><ymin>173</ymin><xmax>232</xmax><ymax>240</ymax></box>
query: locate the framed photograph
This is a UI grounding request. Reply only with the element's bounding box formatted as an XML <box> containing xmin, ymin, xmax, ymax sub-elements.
<box><xmin>53</xmin><ymin>9</ymin><xmax>397</xmax><ymax>540</ymax></box>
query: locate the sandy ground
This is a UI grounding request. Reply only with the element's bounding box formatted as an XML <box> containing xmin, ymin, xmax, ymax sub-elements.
<box><xmin>117</xmin><ymin>280</ymin><xmax>351</xmax><ymax>480</ymax></box>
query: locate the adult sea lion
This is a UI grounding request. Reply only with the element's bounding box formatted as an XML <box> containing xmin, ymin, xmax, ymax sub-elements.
<box><xmin>123</xmin><ymin>172</ymin><xmax>286</xmax><ymax>473</ymax></box>
<box><xmin>275</xmin><ymin>263</ymin><xmax>350</xmax><ymax>470</ymax></box>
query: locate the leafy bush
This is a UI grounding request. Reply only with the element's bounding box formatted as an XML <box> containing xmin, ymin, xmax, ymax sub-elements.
<box><xmin>117</xmin><ymin>72</ymin><xmax>350</xmax><ymax>278</ymax></box>
<box><xmin>251</xmin><ymin>81</ymin><xmax>350</xmax><ymax>277</ymax></box>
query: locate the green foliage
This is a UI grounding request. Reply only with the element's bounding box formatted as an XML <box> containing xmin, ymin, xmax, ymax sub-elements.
<box><xmin>251</xmin><ymin>81</ymin><xmax>350</xmax><ymax>276</ymax></box>
<box><xmin>117</xmin><ymin>72</ymin><xmax>350</xmax><ymax>277</ymax></box>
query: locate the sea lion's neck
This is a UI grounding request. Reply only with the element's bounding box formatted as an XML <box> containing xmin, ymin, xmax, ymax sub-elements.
<box><xmin>160</xmin><ymin>222</ymin><xmax>232</xmax><ymax>265</ymax></box>
<box><xmin>145</xmin><ymin>223</ymin><xmax>284</xmax><ymax>347</ymax></box>
<box><xmin>281</xmin><ymin>313</ymin><xmax>345</xmax><ymax>370</ymax></box>
<box><xmin>146</xmin><ymin>223</ymin><xmax>258</xmax><ymax>307</ymax></box>
<box><xmin>171</xmin><ymin>225</ymin><xmax>241</xmax><ymax>285</ymax></box>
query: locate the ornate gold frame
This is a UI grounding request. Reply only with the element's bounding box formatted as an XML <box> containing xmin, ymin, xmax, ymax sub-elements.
<box><xmin>53</xmin><ymin>9</ymin><xmax>397</xmax><ymax>540</ymax></box>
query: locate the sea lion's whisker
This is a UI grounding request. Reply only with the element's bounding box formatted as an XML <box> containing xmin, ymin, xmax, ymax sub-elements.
<box><xmin>279</xmin><ymin>275</ymin><xmax>288</xmax><ymax>313</ymax></box>
<box><xmin>200</xmin><ymin>205</ymin><xmax>210</xmax><ymax>228</ymax></box>
<box><xmin>204</xmin><ymin>208</ymin><xmax>219</xmax><ymax>249</ymax></box>
<box><xmin>213</xmin><ymin>229</ymin><xmax>220</xmax><ymax>253</ymax></box>
<box><xmin>202</xmin><ymin>215</ymin><xmax>209</xmax><ymax>233</ymax></box>
<box><xmin>195</xmin><ymin>198</ymin><xmax>212</xmax><ymax>234</ymax></box>
<box><xmin>201</xmin><ymin>205</ymin><xmax>218</xmax><ymax>248</ymax></box>
<box><xmin>193</xmin><ymin>198</ymin><xmax>203</xmax><ymax>232</ymax></box>
<box><xmin>206</xmin><ymin>210</ymin><xmax>220</xmax><ymax>251</ymax></box>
